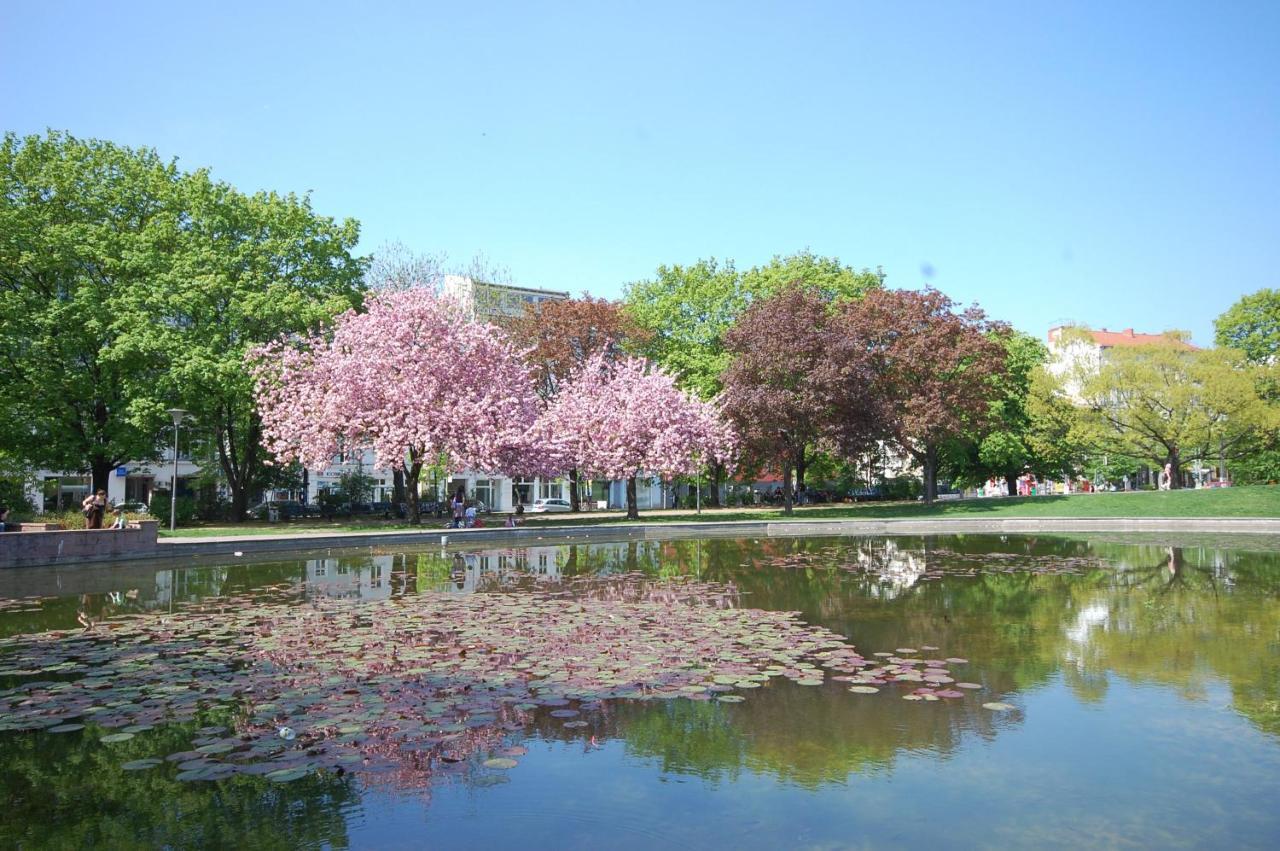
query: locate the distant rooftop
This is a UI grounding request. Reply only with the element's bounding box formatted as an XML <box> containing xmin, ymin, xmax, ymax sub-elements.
<box><xmin>1048</xmin><ymin>325</ymin><xmax>1199</xmax><ymax>350</ymax></box>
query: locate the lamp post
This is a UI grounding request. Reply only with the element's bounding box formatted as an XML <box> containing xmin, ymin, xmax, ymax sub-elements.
<box><xmin>166</xmin><ymin>408</ymin><xmax>188</xmax><ymax>532</ymax></box>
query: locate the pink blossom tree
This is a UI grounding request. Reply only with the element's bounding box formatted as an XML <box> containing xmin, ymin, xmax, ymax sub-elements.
<box><xmin>544</xmin><ymin>353</ymin><xmax>736</xmax><ymax>519</ymax></box>
<box><xmin>249</xmin><ymin>289</ymin><xmax>549</xmax><ymax>523</ymax></box>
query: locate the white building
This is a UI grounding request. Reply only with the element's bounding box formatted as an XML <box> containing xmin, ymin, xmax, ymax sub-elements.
<box><xmin>28</xmin><ymin>447</ymin><xmax>200</xmax><ymax>513</ymax></box>
<box><xmin>1046</xmin><ymin>325</ymin><xmax>1198</xmax><ymax>401</ymax></box>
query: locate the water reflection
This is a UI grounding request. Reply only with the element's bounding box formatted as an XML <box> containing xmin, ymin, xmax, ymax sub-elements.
<box><xmin>1</xmin><ymin>534</ymin><xmax>1278</xmax><ymax>848</ymax></box>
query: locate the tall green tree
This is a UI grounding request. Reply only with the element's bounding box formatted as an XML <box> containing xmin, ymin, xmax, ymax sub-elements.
<box><xmin>1214</xmin><ymin>289</ymin><xmax>1280</xmax><ymax>482</ymax></box>
<box><xmin>941</xmin><ymin>330</ymin><xmax>1049</xmax><ymax>493</ymax></box>
<box><xmin>135</xmin><ymin>175</ymin><xmax>363</xmax><ymax>520</ymax></box>
<box><xmin>1215</xmin><ymin>288</ymin><xmax>1280</xmax><ymax>364</ymax></box>
<box><xmin>1073</xmin><ymin>339</ymin><xmax>1278</xmax><ymax>487</ymax></box>
<box><xmin>0</xmin><ymin>131</ymin><xmax>364</xmax><ymax>514</ymax></box>
<box><xmin>0</xmin><ymin>131</ymin><xmax>178</xmax><ymax>491</ymax></box>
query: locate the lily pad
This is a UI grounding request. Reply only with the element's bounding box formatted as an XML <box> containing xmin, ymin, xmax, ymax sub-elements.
<box><xmin>483</xmin><ymin>757</ymin><xmax>518</xmax><ymax>769</ymax></box>
<box><xmin>121</xmin><ymin>758</ymin><xmax>163</xmax><ymax>771</ymax></box>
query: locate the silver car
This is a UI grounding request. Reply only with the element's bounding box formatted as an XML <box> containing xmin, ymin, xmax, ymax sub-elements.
<box><xmin>528</xmin><ymin>498</ymin><xmax>572</xmax><ymax>513</ymax></box>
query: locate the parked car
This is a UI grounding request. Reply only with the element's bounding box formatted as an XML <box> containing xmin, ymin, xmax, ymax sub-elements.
<box><xmin>112</xmin><ymin>500</ymin><xmax>151</xmax><ymax>514</ymax></box>
<box><xmin>847</xmin><ymin>487</ymin><xmax>887</xmax><ymax>503</ymax></box>
<box><xmin>528</xmin><ymin>498</ymin><xmax>572</xmax><ymax>513</ymax></box>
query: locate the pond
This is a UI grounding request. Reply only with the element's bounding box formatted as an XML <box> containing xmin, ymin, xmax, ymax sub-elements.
<box><xmin>1</xmin><ymin>533</ymin><xmax>1278</xmax><ymax>849</ymax></box>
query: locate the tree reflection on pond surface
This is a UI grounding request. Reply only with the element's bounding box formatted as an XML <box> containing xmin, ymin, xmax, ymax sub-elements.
<box><xmin>1</xmin><ymin>534</ymin><xmax>1277</xmax><ymax>848</ymax></box>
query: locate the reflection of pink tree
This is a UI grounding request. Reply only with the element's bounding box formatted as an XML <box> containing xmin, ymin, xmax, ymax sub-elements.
<box><xmin>249</xmin><ymin>289</ymin><xmax>546</xmax><ymax>522</ymax></box>
<box><xmin>544</xmin><ymin>353</ymin><xmax>736</xmax><ymax>519</ymax></box>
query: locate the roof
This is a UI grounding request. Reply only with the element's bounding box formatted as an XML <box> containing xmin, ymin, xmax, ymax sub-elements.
<box><xmin>1048</xmin><ymin>326</ymin><xmax>1199</xmax><ymax>351</ymax></box>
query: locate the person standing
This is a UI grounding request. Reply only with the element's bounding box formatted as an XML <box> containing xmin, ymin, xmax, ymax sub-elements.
<box><xmin>451</xmin><ymin>488</ymin><xmax>465</xmax><ymax>529</ymax></box>
<box><xmin>82</xmin><ymin>490</ymin><xmax>107</xmax><ymax>529</ymax></box>
<box><xmin>0</xmin><ymin>504</ymin><xmax>10</xmax><ymax>532</ymax></box>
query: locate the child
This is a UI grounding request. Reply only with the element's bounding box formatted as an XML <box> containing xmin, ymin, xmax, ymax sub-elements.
<box><xmin>109</xmin><ymin>504</ymin><xmax>128</xmax><ymax>530</ymax></box>
<box><xmin>464</xmin><ymin>503</ymin><xmax>478</xmax><ymax>528</ymax></box>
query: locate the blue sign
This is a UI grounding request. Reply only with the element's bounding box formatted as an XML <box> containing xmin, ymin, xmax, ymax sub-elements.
<box><xmin>115</xmin><ymin>467</ymin><xmax>128</xmax><ymax>477</ymax></box>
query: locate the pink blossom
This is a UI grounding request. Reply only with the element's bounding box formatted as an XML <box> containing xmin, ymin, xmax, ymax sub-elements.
<box><xmin>249</xmin><ymin>289</ymin><xmax>549</xmax><ymax>480</ymax></box>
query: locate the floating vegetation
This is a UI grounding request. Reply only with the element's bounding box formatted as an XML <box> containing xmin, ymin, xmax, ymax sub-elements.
<box><xmin>0</xmin><ymin>573</ymin><xmax>978</xmax><ymax>790</ymax></box>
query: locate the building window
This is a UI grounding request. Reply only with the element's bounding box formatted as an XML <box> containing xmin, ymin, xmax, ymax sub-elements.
<box><xmin>538</xmin><ymin>479</ymin><xmax>563</xmax><ymax>501</ymax></box>
<box><xmin>474</xmin><ymin>479</ymin><xmax>494</xmax><ymax>509</ymax></box>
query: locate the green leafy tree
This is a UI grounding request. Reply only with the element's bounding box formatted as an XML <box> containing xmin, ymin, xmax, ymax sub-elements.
<box><xmin>941</xmin><ymin>330</ymin><xmax>1049</xmax><ymax>493</ymax></box>
<box><xmin>0</xmin><ymin>131</ymin><xmax>179</xmax><ymax>491</ymax></box>
<box><xmin>1214</xmin><ymin>289</ymin><xmax>1280</xmax><ymax>482</ymax></box>
<box><xmin>0</xmin><ymin>130</ymin><xmax>364</xmax><ymax>516</ymax></box>
<box><xmin>136</xmin><ymin>174</ymin><xmax>363</xmax><ymax>521</ymax></box>
<box><xmin>336</xmin><ymin>467</ymin><xmax>376</xmax><ymax>504</ymax></box>
<box><xmin>1215</xmin><ymin>288</ymin><xmax>1280</xmax><ymax>364</ymax></box>
<box><xmin>1074</xmin><ymin>339</ymin><xmax>1279</xmax><ymax>487</ymax></box>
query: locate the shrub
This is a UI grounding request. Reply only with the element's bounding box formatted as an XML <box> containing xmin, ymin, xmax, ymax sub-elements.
<box><xmin>880</xmin><ymin>476</ymin><xmax>923</xmax><ymax>501</ymax></box>
<box><xmin>152</xmin><ymin>491</ymin><xmax>197</xmax><ymax>525</ymax></box>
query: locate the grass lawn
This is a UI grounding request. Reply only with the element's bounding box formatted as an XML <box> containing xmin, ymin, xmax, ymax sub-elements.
<box><xmin>158</xmin><ymin>485</ymin><xmax>1280</xmax><ymax>538</ymax></box>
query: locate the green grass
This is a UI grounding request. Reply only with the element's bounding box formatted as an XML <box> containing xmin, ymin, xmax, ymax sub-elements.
<box><xmin>157</xmin><ymin>485</ymin><xmax>1280</xmax><ymax>538</ymax></box>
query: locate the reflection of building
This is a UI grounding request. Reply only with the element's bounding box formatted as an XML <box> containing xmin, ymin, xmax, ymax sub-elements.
<box><xmin>304</xmin><ymin>556</ymin><xmax>393</xmax><ymax>600</ymax></box>
<box><xmin>851</xmin><ymin>539</ymin><xmax>927</xmax><ymax>598</ymax></box>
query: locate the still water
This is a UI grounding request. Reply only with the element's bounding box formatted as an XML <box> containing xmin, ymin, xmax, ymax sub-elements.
<box><xmin>1</xmin><ymin>534</ymin><xmax>1278</xmax><ymax>849</ymax></box>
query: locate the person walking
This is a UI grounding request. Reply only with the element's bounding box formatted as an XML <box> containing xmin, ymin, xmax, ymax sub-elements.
<box><xmin>82</xmin><ymin>490</ymin><xmax>107</xmax><ymax>529</ymax></box>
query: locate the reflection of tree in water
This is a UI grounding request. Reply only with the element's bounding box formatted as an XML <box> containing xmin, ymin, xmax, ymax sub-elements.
<box><xmin>0</xmin><ymin>718</ymin><xmax>357</xmax><ymax>848</ymax></box>
<box><xmin>532</xmin><ymin>535</ymin><xmax>1279</xmax><ymax>745</ymax></box>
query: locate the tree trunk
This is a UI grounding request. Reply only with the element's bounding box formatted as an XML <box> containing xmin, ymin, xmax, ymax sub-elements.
<box><xmin>626</xmin><ymin>475</ymin><xmax>639</xmax><ymax>520</ymax></box>
<box><xmin>393</xmin><ymin>468</ymin><xmax>406</xmax><ymax>504</ymax></box>
<box><xmin>796</xmin><ymin>447</ymin><xmax>807</xmax><ymax>491</ymax></box>
<box><xmin>230</xmin><ymin>487</ymin><xmax>250</xmax><ymax>523</ymax></box>
<box><xmin>405</xmin><ymin>459</ymin><xmax>423</xmax><ymax>524</ymax></box>
<box><xmin>1167</xmin><ymin>451</ymin><xmax>1182</xmax><ymax>490</ymax></box>
<box><xmin>90</xmin><ymin>457</ymin><xmax>114</xmax><ymax>496</ymax></box>
<box><xmin>1005</xmin><ymin>473</ymin><xmax>1018</xmax><ymax>497</ymax></box>
<box><xmin>781</xmin><ymin>460</ymin><xmax>794</xmax><ymax>516</ymax></box>
<box><xmin>707</xmin><ymin>461</ymin><xmax>723</xmax><ymax>508</ymax></box>
<box><xmin>921</xmin><ymin>444</ymin><xmax>938</xmax><ymax>504</ymax></box>
<box><xmin>569</xmin><ymin>468</ymin><xmax>581</xmax><ymax>512</ymax></box>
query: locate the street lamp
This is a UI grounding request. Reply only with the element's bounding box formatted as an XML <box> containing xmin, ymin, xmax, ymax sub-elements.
<box><xmin>166</xmin><ymin>408</ymin><xmax>188</xmax><ymax>531</ymax></box>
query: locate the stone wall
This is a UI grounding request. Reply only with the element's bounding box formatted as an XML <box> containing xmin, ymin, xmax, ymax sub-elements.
<box><xmin>0</xmin><ymin>520</ymin><xmax>159</xmax><ymax>568</ymax></box>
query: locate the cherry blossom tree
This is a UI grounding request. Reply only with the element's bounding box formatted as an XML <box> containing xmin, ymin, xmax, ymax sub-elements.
<box><xmin>544</xmin><ymin>353</ymin><xmax>736</xmax><ymax>519</ymax></box>
<box><xmin>250</xmin><ymin>289</ymin><xmax>547</xmax><ymax>523</ymax></box>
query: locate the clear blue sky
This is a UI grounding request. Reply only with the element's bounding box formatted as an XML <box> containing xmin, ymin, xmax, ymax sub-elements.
<box><xmin>3</xmin><ymin>1</ymin><xmax>1277</xmax><ymax>344</ymax></box>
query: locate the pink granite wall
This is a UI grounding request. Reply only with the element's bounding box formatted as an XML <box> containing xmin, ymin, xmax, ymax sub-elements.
<box><xmin>0</xmin><ymin>520</ymin><xmax>159</xmax><ymax>567</ymax></box>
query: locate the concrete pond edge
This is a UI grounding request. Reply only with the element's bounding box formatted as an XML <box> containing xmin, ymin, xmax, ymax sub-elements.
<box><xmin>6</xmin><ymin>515</ymin><xmax>1278</xmax><ymax>570</ymax></box>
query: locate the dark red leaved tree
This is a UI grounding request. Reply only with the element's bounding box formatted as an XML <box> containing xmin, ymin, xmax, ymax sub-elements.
<box><xmin>841</xmin><ymin>288</ymin><xmax>1007</xmax><ymax>503</ymax></box>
